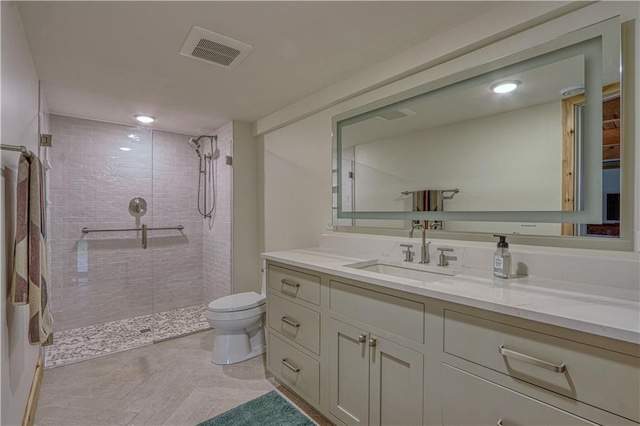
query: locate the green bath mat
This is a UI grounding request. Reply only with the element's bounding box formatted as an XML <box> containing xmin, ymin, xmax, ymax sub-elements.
<box><xmin>197</xmin><ymin>390</ymin><xmax>316</xmax><ymax>426</ymax></box>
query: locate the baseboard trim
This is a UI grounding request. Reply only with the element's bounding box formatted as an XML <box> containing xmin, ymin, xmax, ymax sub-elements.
<box><xmin>22</xmin><ymin>352</ymin><xmax>43</xmax><ymax>426</ymax></box>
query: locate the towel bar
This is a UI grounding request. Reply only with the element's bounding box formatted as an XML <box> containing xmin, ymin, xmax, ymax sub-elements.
<box><xmin>1</xmin><ymin>144</ymin><xmax>32</xmax><ymax>158</ymax></box>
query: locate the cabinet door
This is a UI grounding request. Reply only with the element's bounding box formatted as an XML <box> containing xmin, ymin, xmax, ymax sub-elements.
<box><xmin>369</xmin><ymin>335</ymin><xmax>424</xmax><ymax>426</ymax></box>
<box><xmin>329</xmin><ymin>319</ymin><xmax>370</xmax><ymax>426</ymax></box>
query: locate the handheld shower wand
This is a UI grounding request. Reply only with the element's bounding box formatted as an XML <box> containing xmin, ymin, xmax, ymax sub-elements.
<box><xmin>188</xmin><ymin>135</ymin><xmax>218</xmax><ymax>218</ymax></box>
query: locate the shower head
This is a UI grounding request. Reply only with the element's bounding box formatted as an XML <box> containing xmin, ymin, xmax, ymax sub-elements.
<box><xmin>188</xmin><ymin>135</ymin><xmax>218</xmax><ymax>159</ymax></box>
<box><xmin>188</xmin><ymin>137</ymin><xmax>201</xmax><ymax>149</ymax></box>
<box><xmin>188</xmin><ymin>137</ymin><xmax>202</xmax><ymax>157</ymax></box>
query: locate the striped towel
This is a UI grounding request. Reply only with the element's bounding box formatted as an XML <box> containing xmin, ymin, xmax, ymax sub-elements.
<box><xmin>10</xmin><ymin>152</ymin><xmax>53</xmax><ymax>346</ymax></box>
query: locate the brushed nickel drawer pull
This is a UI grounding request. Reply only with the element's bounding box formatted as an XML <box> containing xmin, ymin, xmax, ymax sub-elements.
<box><xmin>281</xmin><ymin>316</ymin><xmax>300</xmax><ymax>328</ymax></box>
<box><xmin>281</xmin><ymin>358</ymin><xmax>300</xmax><ymax>373</ymax></box>
<box><xmin>499</xmin><ymin>345</ymin><xmax>566</xmax><ymax>373</ymax></box>
<box><xmin>358</xmin><ymin>334</ymin><xmax>367</xmax><ymax>343</ymax></box>
<box><xmin>281</xmin><ymin>279</ymin><xmax>300</xmax><ymax>288</ymax></box>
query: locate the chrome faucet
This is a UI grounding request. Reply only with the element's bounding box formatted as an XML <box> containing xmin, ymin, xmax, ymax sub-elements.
<box><xmin>410</xmin><ymin>223</ymin><xmax>430</xmax><ymax>264</ymax></box>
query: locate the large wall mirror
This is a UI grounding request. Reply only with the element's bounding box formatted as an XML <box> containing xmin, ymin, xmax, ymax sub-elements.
<box><xmin>332</xmin><ymin>17</ymin><xmax>633</xmax><ymax>249</ymax></box>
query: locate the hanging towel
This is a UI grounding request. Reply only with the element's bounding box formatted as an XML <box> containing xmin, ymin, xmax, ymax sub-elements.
<box><xmin>10</xmin><ymin>152</ymin><xmax>53</xmax><ymax>346</ymax></box>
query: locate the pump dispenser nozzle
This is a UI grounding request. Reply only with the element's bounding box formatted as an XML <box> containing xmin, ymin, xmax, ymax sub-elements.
<box><xmin>494</xmin><ymin>234</ymin><xmax>509</xmax><ymax>248</ymax></box>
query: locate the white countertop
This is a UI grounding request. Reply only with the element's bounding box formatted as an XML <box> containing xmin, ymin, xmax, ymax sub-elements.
<box><xmin>262</xmin><ymin>248</ymin><xmax>640</xmax><ymax>345</ymax></box>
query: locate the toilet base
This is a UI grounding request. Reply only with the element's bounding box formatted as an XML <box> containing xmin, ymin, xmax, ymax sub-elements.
<box><xmin>211</xmin><ymin>321</ymin><xmax>266</xmax><ymax>365</ymax></box>
<box><xmin>212</xmin><ymin>340</ymin><xmax>266</xmax><ymax>365</ymax></box>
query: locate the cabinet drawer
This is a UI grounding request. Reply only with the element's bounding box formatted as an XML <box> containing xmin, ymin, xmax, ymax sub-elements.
<box><xmin>268</xmin><ymin>332</ymin><xmax>320</xmax><ymax>404</ymax></box>
<box><xmin>330</xmin><ymin>280</ymin><xmax>424</xmax><ymax>344</ymax></box>
<box><xmin>268</xmin><ymin>264</ymin><xmax>321</xmax><ymax>306</ymax></box>
<box><xmin>444</xmin><ymin>309</ymin><xmax>640</xmax><ymax>422</ymax></box>
<box><xmin>268</xmin><ymin>293</ymin><xmax>320</xmax><ymax>355</ymax></box>
<box><xmin>443</xmin><ymin>364</ymin><xmax>595</xmax><ymax>426</ymax></box>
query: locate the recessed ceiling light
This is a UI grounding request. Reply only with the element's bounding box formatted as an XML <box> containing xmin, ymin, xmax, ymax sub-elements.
<box><xmin>491</xmin><ymin>81</ymin><xmax>520</xmax><ymax>94</ymax></box>
<box><xmin>120</xmin><ymin>147</ymin><xmax>132</xmax><ymax>151</ymax></box>
<box><xmin>560</xmin><ymin>85</ymin><xmax>584</xmax><ymax>97</ymax></box>
<box><xmin>134</xmin><ymin>114</ymin><xmax>155</xmax><ymax>124</ymax></box>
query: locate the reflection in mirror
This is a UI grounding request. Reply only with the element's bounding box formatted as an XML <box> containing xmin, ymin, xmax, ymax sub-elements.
<box><xmin>334</xmin><ymin>18</ymin><xmax>626</xmax><ymax>242</ymax></box>
<box><xmin>563</xmin><ymin>84</ymin><xmax>621</xmax><ymax>238</ymax></box>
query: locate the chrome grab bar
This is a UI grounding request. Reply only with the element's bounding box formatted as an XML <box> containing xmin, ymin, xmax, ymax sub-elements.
<box><xmin>499</xmin><ymin>345</ymin><xmax>566</xmax><ymax>373</ymax></box>
<box><xmin>81</xmin><ymin>225</ymin><xmax>184</xmax><ymax>234</ymax></box>
<box><xmin>281</xmin><ymin>316</ymin><xmax>300</xmax><ymax>328</ymax></box>
<box><xmin>281</xmin><ymin>358</ymin><xmax>300</xmax><ymax>373</ymax></box>
<box><xmin>81</xmin><ymin>225</ymin><xmax>184</xmax><ymax>249</ymax></box>
<box><xmin>280</xmin><ymin>279</ymin><xmax>300</xmax><ymax>288</ymax></box>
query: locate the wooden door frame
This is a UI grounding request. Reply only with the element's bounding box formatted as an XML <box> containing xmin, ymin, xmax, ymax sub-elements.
<box><xmin>561</xmin><ymin>82</ymin><xmax>620</xmax><ymax>236</ymax></box>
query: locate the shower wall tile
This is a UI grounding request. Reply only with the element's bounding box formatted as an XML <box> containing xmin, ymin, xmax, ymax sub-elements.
<box><xmin>202</xmin><ymin>122</ymin><xmax>233</xmax><ymax>303</ymax></box>
<box><xmin>48</xmin><ymin>116</ymin><xmax>212</xmax><ymax>331</ymax></box>
<box><xmin>150</xmin><ymin>130</ymin><xmax>204</xmax><ymax>313</ymax></box>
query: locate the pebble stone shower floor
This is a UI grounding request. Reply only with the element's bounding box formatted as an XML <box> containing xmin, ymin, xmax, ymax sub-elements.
<box><xmin>45</xmin><ymin>304</ymin><xmax>211</xmax><ymax>368</ymax></box>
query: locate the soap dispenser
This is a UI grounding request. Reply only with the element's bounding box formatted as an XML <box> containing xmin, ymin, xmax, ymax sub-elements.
<box><xmin>493</xmin><ymin>235</ymin><xmax>511</xmax><ymax>279</ymax></box>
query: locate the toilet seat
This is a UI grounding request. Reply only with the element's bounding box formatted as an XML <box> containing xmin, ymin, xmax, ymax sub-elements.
<box><xmin>206</xmin><ymin>304</ymin><xmax>266</xmax><ymax>322</ymax></box>
<box><xmin>207</xmin><ymin>292</ymin><xmax>266</xmax><ymax>313</ymax></box>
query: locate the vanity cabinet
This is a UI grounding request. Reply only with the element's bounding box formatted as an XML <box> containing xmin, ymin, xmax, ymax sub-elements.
<box><xmin>328</xmin><ymin>318</ymin><xmax>424</xmax><ymax>426</ymax></box>
<box><xmin>265</xmin><ymin>263</ymin><xmax>324</xmax><ymax>407</ymax></box>
<box><xmin>264</xmin><ymin>260</ymin><xmax>640</xmax><ymax>426</ymax></box>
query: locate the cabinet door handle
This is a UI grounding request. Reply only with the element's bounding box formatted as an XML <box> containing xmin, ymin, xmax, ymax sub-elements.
<box><xmin>358</xmin><ymin>334</ymin><xmax>367</xmax><ymax>343</ymax></box>
<box><xmin>497</xmin><ymin>420</ymin><xmax>503</xmax><ymax>426</ymax></box>
<box><xmin>281</xmin><ymin>279</ymin><xmax>300</xmax><ymax>288</ymax></box>
<box><xmin>281</xmin><ymin>316</ymin><xmax>300</xmax><ymax>328</ymax></box>
<box><xmin>369</xmin><ymin>338</ymin><xmax>377</xmax><ymax>347</ymax></box>
<box><xmin>499</xmin><ymin>345</ymin><xmax>566</xmax><ymax>373</ymax></box>
<box><xmin>281</xmin><ymin>358</ymin><xmax>300</xmax><ymax>373</ymax></box>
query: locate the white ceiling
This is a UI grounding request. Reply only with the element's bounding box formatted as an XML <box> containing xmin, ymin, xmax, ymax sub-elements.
<box><xmin>17</xmin><ymin>1</ymin><xmax>500</xmax><ymax>135</ymax></box>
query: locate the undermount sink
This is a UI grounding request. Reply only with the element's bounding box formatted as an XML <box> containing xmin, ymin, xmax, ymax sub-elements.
<box><xmin>346</xmin><ymin>260</ymin><xmax>457</xmax><ymax>282</ymax></box>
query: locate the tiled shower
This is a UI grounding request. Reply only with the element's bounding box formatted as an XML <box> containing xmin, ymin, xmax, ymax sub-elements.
<box><xmin>45</xmin><ymin>115</ymin><xmax>232</xmax><ymax>367</ymax></box>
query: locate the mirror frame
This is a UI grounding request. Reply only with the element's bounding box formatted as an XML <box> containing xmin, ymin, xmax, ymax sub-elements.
<box><xmin>333</xmin><ymin>18</ymin><xmax>620</xmax><ymax>226</ymax></box>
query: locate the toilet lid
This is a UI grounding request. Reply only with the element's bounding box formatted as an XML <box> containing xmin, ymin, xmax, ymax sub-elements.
<box><xmin>208</xmin><ymin>292</ymin><xmax>266</xmax><ymax>312</ymax></box>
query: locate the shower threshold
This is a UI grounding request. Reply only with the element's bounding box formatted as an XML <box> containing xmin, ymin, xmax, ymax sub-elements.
<box><xmin>44</xmin><ymin>304</ymin><xmax>211</xmax><ymax>369</ymax></box>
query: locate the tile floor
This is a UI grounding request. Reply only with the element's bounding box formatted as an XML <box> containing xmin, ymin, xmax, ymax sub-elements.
<box><xmin>35</xmin><ymin>329</ymin><xmax>331</xmax><ymax>426</ymax></box>
<box><xmin>45</xmin><ymin>305</ymin><xmax>211</xmax><ymax>368</ymax></box>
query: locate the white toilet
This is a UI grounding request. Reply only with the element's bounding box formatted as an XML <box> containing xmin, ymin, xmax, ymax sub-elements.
<box><xmin>205</xmin><ymin>291</ymin><xmax>266</xmax><ymax>365</ymax></box>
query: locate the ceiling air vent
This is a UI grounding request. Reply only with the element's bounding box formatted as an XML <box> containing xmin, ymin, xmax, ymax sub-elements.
<box><xmin>180</xmin><ymin>26</ymin><xmax>253</xmax><ymax>69</ymax></box>
<box><xmin>377</xmin><ymin>107</ymin><xmax>416</xmax><ymax>121</ymax></box>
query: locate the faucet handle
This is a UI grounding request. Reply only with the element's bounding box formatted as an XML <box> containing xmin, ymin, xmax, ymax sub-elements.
<box><xmin>436</xmin><ymin>247</ymin><xmax>457</xmax><ymax>267</ymax></box>
<box><xmin>400</xmin><ymin>244</ymin><xmax>415</xmax><ymax>262</ymax></box>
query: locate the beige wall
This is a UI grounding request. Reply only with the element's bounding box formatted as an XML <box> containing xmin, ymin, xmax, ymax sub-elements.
<box><xmin>263</xmin><ymin>111</ymin><xmax>333</xmax><ymax>252</ymax></box>
<box><xmin>232</xmin><ymin>121</ymin><xmax>260</xmax><ymax>293</ymax></box>
<box><xmin>1</xmin><ymin>2</ymin><xmax>43</xmax><ymax>424</ymax></box>
<box><xmin>260</xmin><ymin>2</ymin><xmax>640</xmax><ymax>253</ymax></box>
